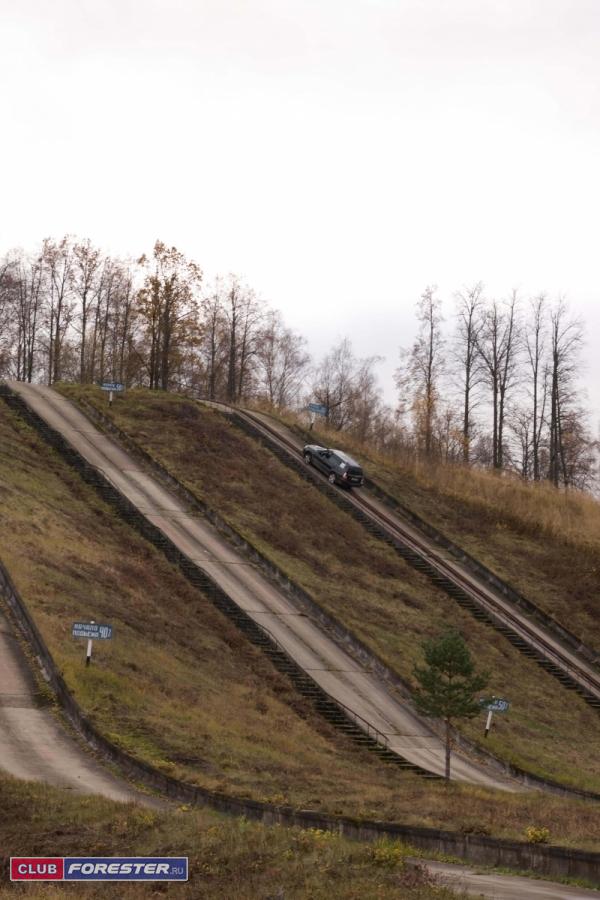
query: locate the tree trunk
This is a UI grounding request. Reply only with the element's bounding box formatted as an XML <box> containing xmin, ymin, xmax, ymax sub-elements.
<box><xmin>227</xmin><ymin>314</ymin><xmax>237</xmax><ymax>402</ymax></box>
<box><xmin>549</xmin><ymin>349</ymin><xmax>559</xmax><ymax>486</ymax></box>
<box><xmin>79</xmin><ymin>289</ymin><xmax>88</xmax><ymax>383</ymax></box>
<box><xmin>445</xmin><ymin>719</ymin><xmax>451</xmax><ymax>782</ymax></box>
<box><xmin>463</xmin><ymin>368</ymin><xmax>470</xmax><ymax>463</ymax></box>
<box><xmin>492</xmin><ymin>376</ymin><xmax>499</xmax><ymax>468</ymax></box>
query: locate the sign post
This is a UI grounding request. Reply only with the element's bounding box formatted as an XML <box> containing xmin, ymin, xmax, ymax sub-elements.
<box><xmin>484</xmin><ymin>708</ymin><xmax>493</xmax><ymax>738</ymax></box>
<box><xmin>72</xmin><ymin>621</ymin><xmax>113</xmax><ymax>666</ymax></box>
<box><xmin>307</xmin><ymin>402</ymin><xmax>327</xmax><ymax>430</ymax></box>
<box><xmin>479</xmin><ymin>696</ymin><xmax>510</xmax><ymax>737</ymax></box>
<box><xmin>86</xmin><ymin>620</ymin><xmax>94</xmax><ymax>667</ymax></box>
<box><xmin>99</xmin><ymin>382</ymin><xmax>125</xmax><ymax>408</ymax></box>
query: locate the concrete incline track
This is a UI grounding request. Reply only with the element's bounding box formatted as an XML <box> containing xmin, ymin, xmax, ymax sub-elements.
<box><xmin>219</xmin><ymin>404</ymin><xmax>600</xmax><ymax>708</ymax></box>
<box><xmin>7</xmin><ymin>382</ymin><xmax>520</xmax><ymax>789</ymax></box>
<box><xmin>0</xmin><ymin>604</ymin><xmax>162</xmax><ymax>807</ymax></box>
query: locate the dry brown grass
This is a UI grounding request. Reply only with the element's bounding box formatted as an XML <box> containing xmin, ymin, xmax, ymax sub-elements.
<box><xmin>5</xmin><ymin>389</ymin><xmax>600</xmax><ymax>850</ymax></box>
<box><xmin>0</xmin><ymin>400</ymin><xmax>406</xmax><ymax>812</ymax></box>
<box><xmin>0</xmin><ymin>774</ymin><xmax>459</xmax><ymax>899</ymax></box>
<box><xmin>271</xmin><ymin>405</ymin><xmax>600</xmax><ymax>549</ymax></box>
<box><xmin>55</xmin><ymin>386</ymin><xmax>600</xmax><ymax>795</ymax></box>
<box><xmin>261</xmin><ymin>404</ymin><xmax>600</xmax><ymax>651</ymax></box>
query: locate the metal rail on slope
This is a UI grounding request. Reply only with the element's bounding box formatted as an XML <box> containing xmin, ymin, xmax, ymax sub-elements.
<box><xmin>254</xmin><ymin>621</ymin><xmax>391</xmax><ymax>750</ymax></box>
<box><xmin>206</xmin><ymin>400</ymin><xmax>600</xmax><ymax>711</ymax></box>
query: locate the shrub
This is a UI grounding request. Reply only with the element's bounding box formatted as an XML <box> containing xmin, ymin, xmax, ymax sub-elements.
<box><xmin>370</xmin><ymin>841</ymin><xmax>408</xmax><ymax>868</ymax></box>
<box><xmin>524</xmin><ymin>825</ymin><xmax>550</xmax><ymax>844</ymax></box>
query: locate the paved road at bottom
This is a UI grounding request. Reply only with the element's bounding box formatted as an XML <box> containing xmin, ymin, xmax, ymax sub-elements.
<box><xmin>422</xmin><ymin>859</ymin><xmax>599</xmax><ymax>899</ymax></box>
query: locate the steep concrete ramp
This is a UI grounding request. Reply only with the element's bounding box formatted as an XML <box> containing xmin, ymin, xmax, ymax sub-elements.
<box><xmin>7</xmin><ymin>382</ymin><xmax>519</xmax><ymax>790</ymax></box>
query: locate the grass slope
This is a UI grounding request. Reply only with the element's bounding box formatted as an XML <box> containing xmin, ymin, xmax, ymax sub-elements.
<box><xmin>0</xmin><ymin>774</ymin><xmax>457</xmax><ymax>899</ymax></box>
<box><xmin>8</xmin><ymin>388</ymin><xmax>600</xmax><ymax>851</ymax></box>
<box><xmin>0</xmin><ymin>400</ymin><xmax>403</xmax><ymax>812</ymax></box>
<box><xmin>59</xmin><ymin>385</ymin><xmax>600</xmax><ymax>794</ymax></box>
<box><xmin>283</xmin><ymin>410</ymin><xmax>600</xmax><ymax>654</ymax></box>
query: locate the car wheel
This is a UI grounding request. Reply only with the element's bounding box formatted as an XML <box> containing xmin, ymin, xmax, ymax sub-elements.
<box><xmin>304</xmin><ymin>453</ymin><xmax>311</xmax><ymax>465</ymax></box>
<box><xmin>328</xmin><ymin>472</ymin><xmax>336</xmax><ymax>485</ymax></box>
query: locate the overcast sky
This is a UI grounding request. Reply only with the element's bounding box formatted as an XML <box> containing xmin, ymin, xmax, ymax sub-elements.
<box><xmin>2</xmin><ymin>0</ymin><xmax>599</xmax><ymax>415</ymax></box>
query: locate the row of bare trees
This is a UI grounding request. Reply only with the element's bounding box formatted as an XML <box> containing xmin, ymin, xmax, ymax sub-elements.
<box><xmin>1</xmin><ymin>237</ymin><xmax>596</xmax><ymax>490</ymax></box>
<box><xmin>396</xmin><ymin>284</ymin><xmax>597</xmax><ymax>489</ymax></box>
<box><xmin>0</xmin><ymin>237</ymin><xmax>311</xmax><ymax>408</ymax></box>
<box><xmin>2</xmin><ymin>237</ymin><xmax>139</xmax><ymax>388</ymax></box>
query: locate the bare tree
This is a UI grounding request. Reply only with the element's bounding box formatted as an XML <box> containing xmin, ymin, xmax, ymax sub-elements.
<box><xmin>509</xmin><ymin>406</ymin><xmax>535</xmax><ymax>479</ymax></box>
<box><xmin>137</xmin><ymin>241</ymin><xmax>202</xmax><ymax>390</ymax></box>
<box><xmin>0</xmin><ymin>256</ymin><xmax>18</xmax><ymax>377</ymax></box>
<box><xmin>453</xmin><ymin>282</ymin><xmax>485</xmax><ymax>463</ymax></box>
<box><xmin>72</xmin><ymin>238</ymin><xmax>102</xmax><ymax>383</ymax></box>
<box><xmin>396</xmin><ymin>286</ymin><xmax>444</xmax><ymax>456</ymax></box>
<box><xmin>224</xmin><ymin>276</ymin><xmax>242</xmax><ymax>402</ymax></box>
<box><xmin>476</xmin><ymin>294</ymin><xmax>519</xmax><ymax>469</ymax></box>
<box><xmin>200</xmin><ymin>283</ymin><xmax>228</xmax><ymax>400</ymax></box>
<box><xmin>14</xmin><ymin>251</ymin><xmax>44</xmax><ymax>382</ymax></box>
<box><xmin>313</xmin><ymin>338</ymin><xmax>357</xmax><ymax>430</ymax></box>
<box><xmin>524</xmin><ymin>294</ymin><xmax>548</xmax><ymax>481</ymax></box>
<box><xmin>348</xmin><ymin>354</ymin><xmax>385</xmax><ymax>442</ymax></box>
<box><xmin>236</xmin><ymin>288</ymin><xmax>264</xmax><ymax>401</ymax></box>
<box><xmin>256</xmin><ymin>310</ymin><xmax>310</xmax><ymax>408</ymax></box>
<box><xmin>90</xmin><ymin>259</ymin><xmax>137</xmax><ymax>385</ymax></box>
<box><xmin>43</xmin><ymin>236</ymin><xmax>76</xmax><ymax>384</ymax></box>
<box><xmin>312</xmin><ymin>338</ymin><xmax>383</xmax><ymax>436</ymax></box>
<box><xmin>223</xmin><ymin>275</ymin><xmax>264</xmax><ymax>403</ymax></box>
<box><xmin>547</xmin><ymin>300</ymin><xmax>586</xmax><ymax>487</ymax></box>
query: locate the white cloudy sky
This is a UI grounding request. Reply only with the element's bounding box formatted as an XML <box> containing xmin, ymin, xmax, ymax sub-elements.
<box><xmin>1</xmin><ymin>0</ymin><xmax>599</xmax><ymax>412</ymax></box>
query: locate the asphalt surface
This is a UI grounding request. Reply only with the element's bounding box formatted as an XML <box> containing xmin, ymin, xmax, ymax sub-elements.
<box><xmin>7</xmin><ymin>382</ymin><xmax>518</xmax><ymax>788</ymax></box>
<box><xmin>423</xmin><ymin>860</ymin><xmax>600</xmax><ymax>898</ymax></box>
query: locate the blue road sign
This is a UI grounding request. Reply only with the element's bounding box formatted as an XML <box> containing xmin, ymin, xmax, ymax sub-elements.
<box><xmin>308</xmin><ymin>402</ymin><xmax>327</xmax><ymax>416</ymax></box>
<box><xmin>100</xmin><ymin>383</ymin><xmax>125</xmax><ymax>392</ymax></box>
<box><xmin>479</xmin><ymin>697</ymin><xmax>510</xmax><ymax>713</ymax></box>
<box><xmin>72</xmin><ymin>623</ymin><xmax>113</xmax><ymax>640</ymax></box>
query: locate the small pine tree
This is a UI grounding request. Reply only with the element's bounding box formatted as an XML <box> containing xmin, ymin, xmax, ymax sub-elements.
<box><xmin>413</xmin><ymin>629</ymin><xmax>489</xmax><ymax>781</ymax></box>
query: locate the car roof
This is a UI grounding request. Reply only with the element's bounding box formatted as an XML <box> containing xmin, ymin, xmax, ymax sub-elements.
<box><xmin>304</xmin><ymin>444</ymin><xmax>362</xmax><ymax>468</ymax></box>
<box><xmin>335</xmin><ymin>449</ymin><xmax>362</xmax><ymax>467</ymax></box>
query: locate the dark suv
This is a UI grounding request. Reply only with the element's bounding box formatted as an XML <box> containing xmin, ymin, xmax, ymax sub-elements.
<box><xmin>303</xmin><ymin>444</ymin><xmax>365</xmax><ymax>487</ymax></box>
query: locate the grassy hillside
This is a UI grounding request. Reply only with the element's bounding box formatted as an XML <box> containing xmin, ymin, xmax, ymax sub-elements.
<box><xmin>0</xmin><ymin>399</ymin><xmax>405</xmax><ymax>813</ymax></box>
<box><xmin>5</xmin><ymin>389</ymin><xmax>600</xmax><ymax>849</ymax></box>
<box><xmin>57</xmin><ymin>386</ymin><xmax>600</xmax><ymax>794</ymax></box>
<box><xmin>0</xmin><ymin>774</ymin><xmax>456</xmax><ymax>899</ymax></box>
<box><xmin>280</xmin><ymin>411</ymin><xmax>600</xmax><ymax>652</ymax></box>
